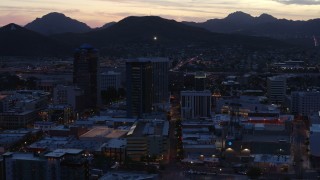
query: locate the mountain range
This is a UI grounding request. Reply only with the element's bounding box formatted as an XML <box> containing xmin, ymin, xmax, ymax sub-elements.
<box><xmin>184</xmin><ymin>11</ymin><xmax>320</xmax><ymax>38</ymax></box>
<box><xmin>20</xmin><ymin>11</ymin><xmax>320</xmax><ymax>39</ymax></box>
<box><xmin>0</xmin><ymin>23</ymin><xmax>70</xmax><ymax>56</ymax></box>
<box><xmin>2</xmin><ymin>11</ymin><xmax>318</xmax><ymax>56</ymax></box>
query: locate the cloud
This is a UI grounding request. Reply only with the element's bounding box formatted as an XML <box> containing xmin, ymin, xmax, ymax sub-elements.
<box><xmin>273</xmin><ymin>0</ymin><xmax>320</xmax><ymax>5</ymax></box>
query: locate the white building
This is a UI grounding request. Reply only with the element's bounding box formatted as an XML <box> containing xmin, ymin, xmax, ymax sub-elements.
<box><xmin>267</xmin><ymin>76</ymin><xmax>286</xmax><ymax>104</ymax></box>
<box><xmin>181</xmin><ymin>90</ymin><xmax>212</xmax><ymax>120</ymax></box>
<box><xmin>291</xmin><ymin>91</ymin><xmax>320</xmax><ymax>116</ymax></box>
<box><xmin>53</xmin><ymin>85</ymin><xmax>84</xmax><ymax>111</ymax></box>
<box><xmin>100</xmin><ymin>71</ymin><xmax>122</xmax><ymax>91</ymax></box>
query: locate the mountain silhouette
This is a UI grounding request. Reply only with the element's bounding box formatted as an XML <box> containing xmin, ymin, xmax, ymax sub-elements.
<box><xmin>53</xmin><ymin>15</ymin><xmax>286</xmax><ymax>49</ymax></box>
<box><xmin>0</xmin><ymin>23</ymin><xmax>70</xmax><ymax>56</ymax></box>
<box><xmin>184</xmin><ymin>11</ymin><xmax>320</xmax><ymax>38</ymax></box>
<box><xmin>25</xmin><ymin>12</ymin><xmax>91</xmax><ymax>35</ymax></box>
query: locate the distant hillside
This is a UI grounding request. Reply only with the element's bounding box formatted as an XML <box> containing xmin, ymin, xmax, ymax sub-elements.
<box><xmin>95</xmin><ymin>22</ymin><xmax>117</xmax><ymax>30</ymax></box>
<box><xmin>0</xmin><ymin>23</ymin><xmax>70</xmax><ymax>56</ymax></box>
<box><xmin>53</xmin><ymin>16</ymin><xmax>288</xmax><ymax>49</ymax></box>
<box><xmin>183</xmin><ymin>11</ymin><xmax>320</xmax><ymax>46</ymax></box>
<box><xmin>25</xmin><ymin>12</ymin><xmax>91</xmax><ymax>35</ymax></box>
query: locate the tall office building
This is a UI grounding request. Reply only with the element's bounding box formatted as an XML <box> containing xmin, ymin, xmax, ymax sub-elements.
<box><xmin>126</xmin><ymin>59</ymin><xmax>153</xmax><ymax>117</ymax></box>
<box><xmin>194</xmin><ymin>72</ymin><xmax>207</xmax><ymax>91</ymax></box>
<box><xmin>181</xmin><ymin>90</ymin><xmax>212</xmax><ymax>120</ymax></box>
<box><xmin>126</xmin><ymin>58</ymin><xmax>169</xmax><ymax>117</ymax></box>
<box><xmin>291</xmin><ymin>91</ymin><xmax>320</xmax><ymax>116</ymax></box>
<box><xmin>150</xmin><ymin>58</ymin><xmax>169</xmax><ymax>105</ymax></box>
<box><xmin>267</xmin><ymin>76</ymin><xmax>286</xmax><ymax>104</ymax></box>
<box><xmin>73</xmin><ymin>44</ymin><xmax>100</xmax><ymax>109</ymax></box>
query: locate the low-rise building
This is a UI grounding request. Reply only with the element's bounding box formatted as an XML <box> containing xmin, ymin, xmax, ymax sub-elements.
<box><xmin>0</xmin><ymin>90</ymin><xmax>50</xmax><ymax>129</ymax></box>
<box><xmin>126</xmin><ymin>119</ymin><xmax>169</xmax><ymax>161</ymax></box>
<box><xmin>53</xmin><ymin>85</ymin><xmax>84</xmax><ymax>111</ymax></box>
<box><xmin>291</xmin><ymin>91</ymin><xmax>320</xmax><ymax>116</ymax></box>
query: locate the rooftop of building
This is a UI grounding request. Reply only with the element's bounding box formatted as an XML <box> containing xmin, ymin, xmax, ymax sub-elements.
<box><xmin>86</xmin><ymin>116</ymin><xmax>136</xmax><ymax>123</ymax></box>
<box><xmin>127</xmin><ymin>119</ymin><xmax>169</xmax><ymax>137</ymax></box>
<box><xmin>28</xmin><ymin>136</ymin><xmax>71</xmax><ymax>150</ymax></box>
<box><xmin>127</xmin><ymin>57</ymin><xmax>169</xmax><ymax>63</ymax></box>
<box><xmin>194</xmin><ymin>72</ymin><xmax>206</xmax><ymax>78</ymax></box>
<box><xmin>183</xmin><ymin>144</ymin><xmax>216</xmax><ymax>149</ymax></box>
<box><xmin>34</xmin><ymin>121</ymin><xmax>56</xmax><ymax>126</ymax></box>
<box><xmin>48</xmin><ymin>104</ymin><xmax>72</xmax><ymax>110</ymax></box>
<box><xmin>44</xmin><ymin>148</ymin><xmax>83</xmax><ymax>158</ymax></box>
<box><xmin>50</xmin><ymin>125</ymin><xmax>71</xmax><ymax>131</ymax></box>
<box><xmin>0</xmin><ymin>90</ymin><xmax>49</xmax><ymax>114</ymax></box>
<box><xmin>180</xmin><ymin>90</ymin><xmax>211</xmax><ymax>95</ymax></box>
<box><xmin>217</xmin><ymin>95</ymin><xmax>280</xmax><ymax>114</ymax></box>
<box><xmin>100</xmin><ymin>138</ymin><xmax>127</xmax><ymax>149</ymax></box>
<box><xmin>253</xmin><ymin>154</ymin><xmax>291</xmax><ymax>164</ymax></box>
<box><xmin>292</xmin><ymin>90</ymin><xmax>320</xmax><ymax>96</ymax></box>
<box><xmin>181</xmin><ymin>120</ymin><xmax>214</xmax><ymax>126</ymax></box>
<box><xmin>3</xmin><ymin>152</ymin><xmax>44</xmax><ymax>161</ymax></box>
<box><xmin>79</xmin><ymin>126</ymin><xmax>128</xmax><ymax>139</ymax></box>
<box><xmin>0</xmin><ymin>136</ymin><xmax>27</xmax><ymax>148</ymax></box>
<box><xmin>63</xmin><ymin>139</ymin><xmax>103</xmax><ymax>151</ymax></box>
<box><xmin>242</xmin><ymin>134</ymin><xmax>290</xmax><ymax>143</ymax></box>
<box><xmin>100</xmin><ymin>171</ymin><xmax>158</xmax><ymax>180</ymax></box>
<box><xmin>268</xmin><ymin>76</ymin><xmax>287</xmax><ymax>81</ymax></box>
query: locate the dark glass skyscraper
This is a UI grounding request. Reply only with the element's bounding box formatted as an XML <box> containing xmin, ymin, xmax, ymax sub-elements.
<box><xmin>73</xmin><ymin>44</ymin><xmax>100</xmax><ymax>109</ymax></box>
<box><xmin>194</xmin><ymin>72</ymin><xmax>206</xmax><ymax>91</ymax></box>
<box><xmin>126</xmin><ymin>59</ymin><xmax>153</xmax><ymax>118</ymax></box>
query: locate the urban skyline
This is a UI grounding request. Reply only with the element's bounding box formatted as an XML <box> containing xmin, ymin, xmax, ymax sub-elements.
<box><xmin>1</xmin><ymin>0</ymin><xmax>320</xmax><ymax>179</ymax></box>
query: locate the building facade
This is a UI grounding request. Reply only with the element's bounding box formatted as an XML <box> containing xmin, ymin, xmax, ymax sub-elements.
<box><xmin>53</xmin><ymin>85</ymin><xmax>84</xmax><ymax>111</ymax></box>
<box><xmin>291</xmin><ymin>91</ymin><xmax>320</xmax><ymax>116</ymax></box>
<box><xmin>100</xmin><ymin>71</ymin><xmax>122</xmax><ymax>91</ymax></box>
<box><xmin>126</xmin><ymin>120</ymin><xmax>169</xmax><ymax>161</ymax></box>
<box><xmin>126</xmin><ymin>58</ymin><xmax>169</xmax><ymax>117</ymax></box>
<box><xmin>181</xmin><ymin>90</ymin><xmax>212</xmax><ymax>120</ymax></box>
<box><xmin>126</xmin><ymin>59</ymin><xmax>153</xmax><ymax>117</ymax></box>
<box><xmin>194</xmin><ymin>72</ymin><xmax>207</xmax><ymax>91</ymax></box>
<box><xmin>150</xmin><ymin>58</ymin><xmax>169</xmax><ymax>105</ymax></box>
<box><xmin>267</xmin><ymin>76</ymin><xmax>286</xmax><ymax>104</ymax></box>
<box><xmin>73</xmin><ymin>44</ymin><xmax>100</xmax><ymax>109</ymax></box>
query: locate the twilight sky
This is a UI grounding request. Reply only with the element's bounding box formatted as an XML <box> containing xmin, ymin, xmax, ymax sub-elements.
<box><xmin>1</xmin><ymin>0</ymin><xmax>320</xmax><ymax>27</ymax></box>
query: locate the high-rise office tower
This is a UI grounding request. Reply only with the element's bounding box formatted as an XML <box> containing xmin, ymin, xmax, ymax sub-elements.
<box><xmin>126</xmin><ymin>58</ymin><xmax>169</xmax><ymax>117</ymax></box>
<box><xmin>150</xmin><ymin>58</ymin><xmax>169</xmax><ymax>105</ymax></box>
<box><xmin>126</xmin><ymin>59</ymin><xmax>153</xmax><ymax>117</ymax></box>
<box><xmin>73</xmin><ymin>44</ymin><xmax>100</xmax><ymax>109</ymax></box>
<box><xmin>194</xmin><ymin>72</ymin><xmax>207</xmax><ymax>91</ymax></box>
<box><xmin>267</xmin><ymin>76</ymin><xmax>286</xmax><ymax>104</ymax></box>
